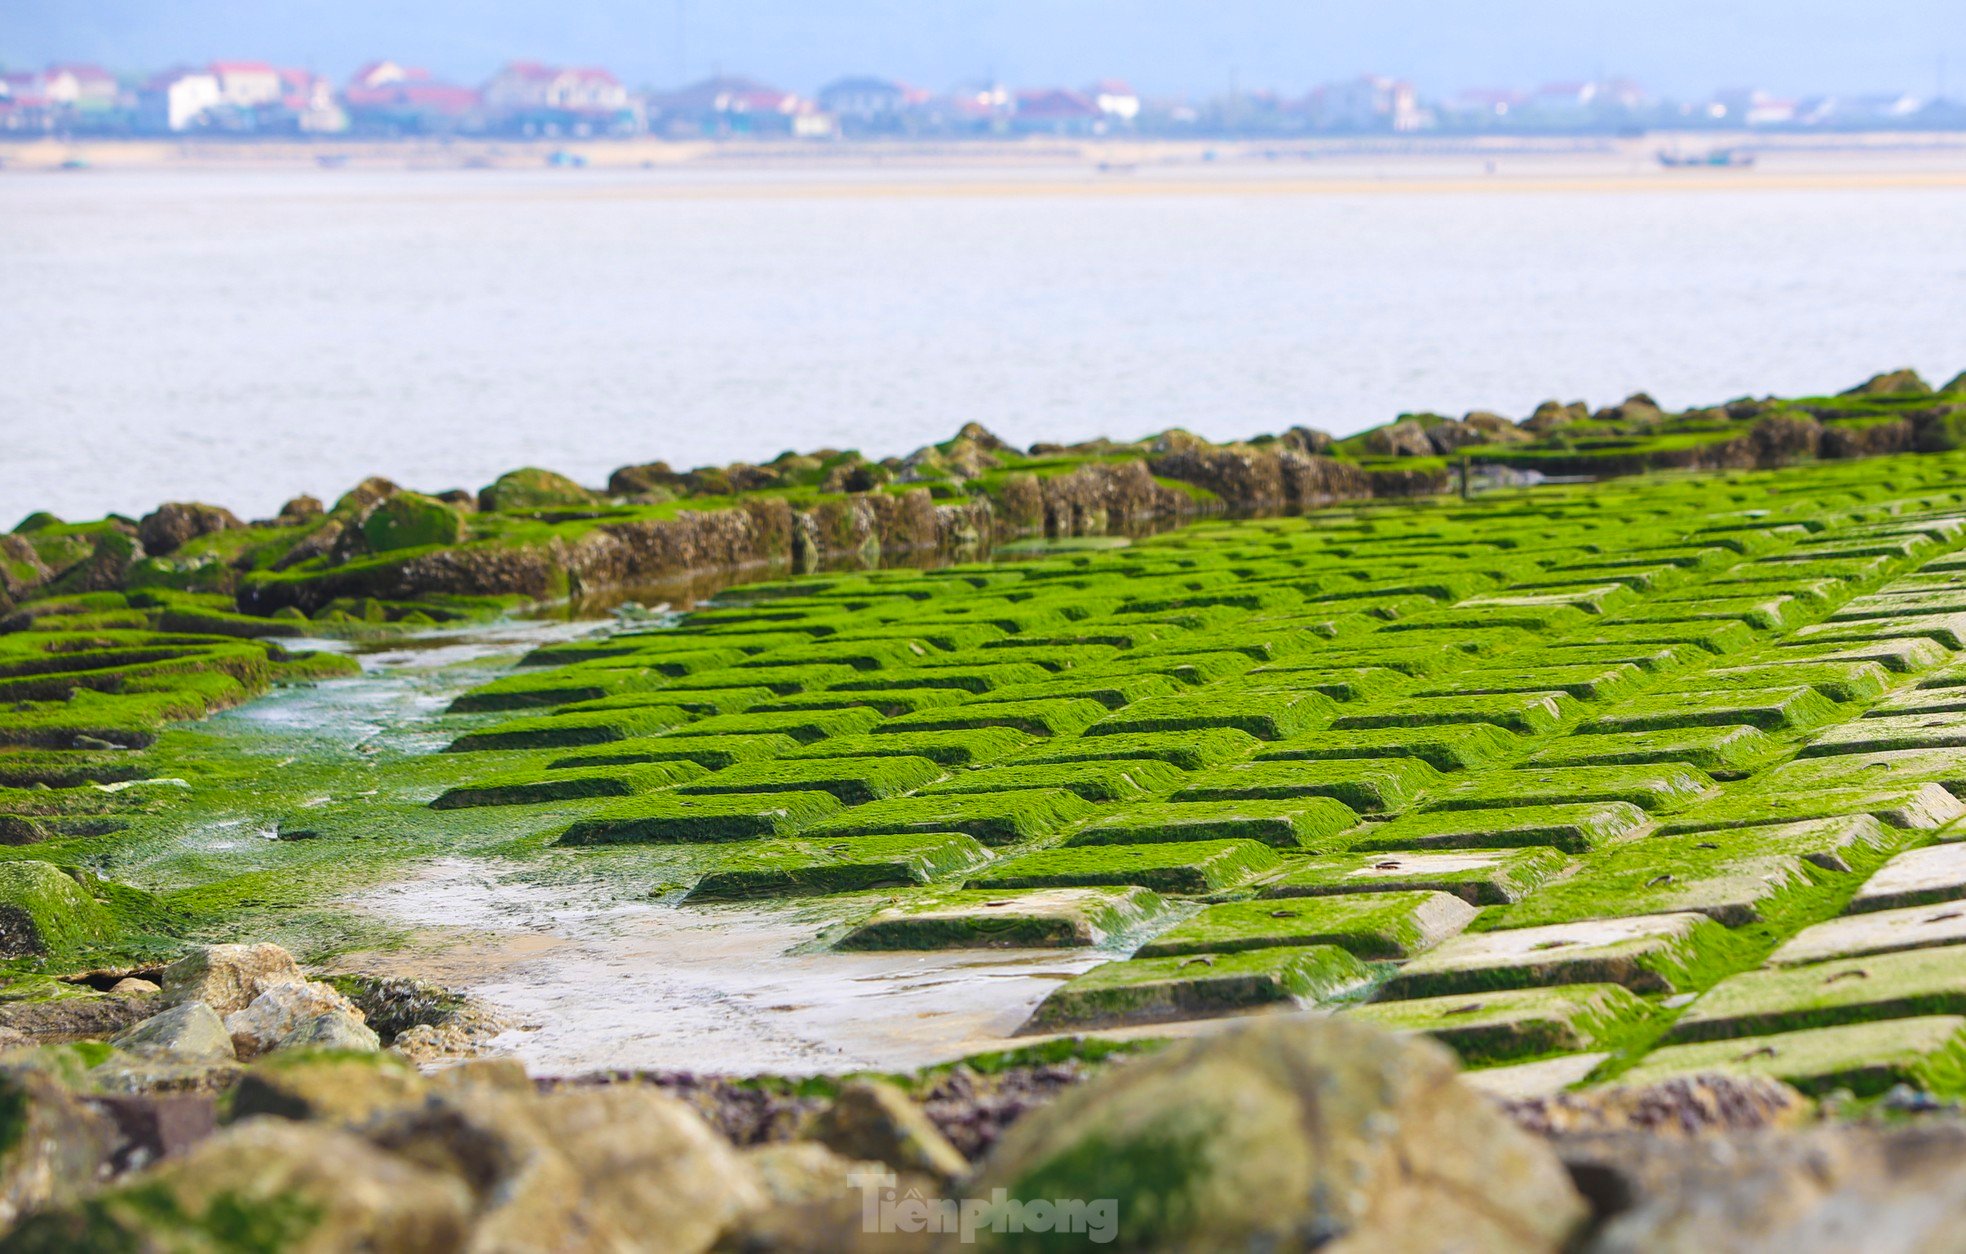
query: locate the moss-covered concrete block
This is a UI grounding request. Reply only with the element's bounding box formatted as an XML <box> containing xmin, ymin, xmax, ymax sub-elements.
<box><xmin>1135</xmin><ymin>890</ymin><xmax>1473</xmax><ymax>961</ymax></box>
<box><xmin>431</xmin><ymin>760</ymin><xmax>706</xmax><ymax>809</ymax></box>
<box><xmin>799</xmin><ymin>789</ymin><xmax>1094</xmax><ymax>846</ymax></box>
<box><xmin>1618</xmin><ymin>1016</ymin><xmax>1966</xmax><ymax>1097</ymax></box>
<box><xmin>1331</xmin><ymin>692</ymin><xmax>1577</xmax><ymax>736</ymax></box>
<box><xmin>557</xmin><ymin>790</ymin><xmax>843</xmax><ymax>845</ymax></box>
<box><xmin>1657</xmin><ymin>780</ymin><xmax>1964</xmax><ymax>834</ymax></box>
<box><xmin>1349</xmin><ymin>801</ymin><xmax>1648</xmax><ymax>854</ymax></box>
<box><xmin>1070</xmin><ymin>798</ymin><xmax>1359</xmax><ymax>850</ymax></box>
<box><xmin>971</xmin><ymin>839</ymin><xmax>1280</xmax><ymax>894</ymax></box>
<box><xmin>1261</xmin><ymin>847</ymin><xmax>1571</xmax><ymax>906</ymax></box>
<box><xmin>922</xmin><ymin>760</ymin><xmax>1185</xmax><ymax>803</ymax></box>
<box><xmin>1523</xmin><ymin>726</ymin><xmax>1783</xmax><ymax>773</ymax></box>
<box><xmin>1170</xmin><ymin>758</ymin><xmax>1441</xmax><ymax>814</ymax></box>
<box><xmin>1347</xmin><ymin>983</ymin><xmax>1651</xmax><ymax>1065</ymax></box>
<box><xmin>1420</xmin><ymin>764</ymin><xmax>1714</xmax><ymax>813</ymax></box>
<box><xmin>684</xmin><ymin>833</ymin><xmax>993</xmax><ymax>902</ymax></box>
<box><xmin>676</xmin><ymin>754</ymin><xmax>945</xmax><ymax>804</ymax></box>
<box><xmin>1383</xmin><ymin>911</ymin><xmax>1738</xmax><ymax>999</ymax></box>
<box><xmin>1009</xmin><ymin>727</ymin><xmax>1262</xmax><ymax>772</ymax></box>
<box><xmin>836</xmin><ymin>886</ymin><xmax>1167</xmax><ymax>950</ymax></box>
<box><xmin>1771</xmin><ymin>900</ymin><xmax>1966</xmax><ymax>966</ymax></box>
<box><xmin>1849</xmin><ymin>844</ymin><xmax>1966</xmax><ymax>913</ymax></box>
<box><xmin>1668</xmin><ymin>945</ymin><xmax>1966</xmax><ymax>1042</ymax></box>
<box><xmin>1018</xmin><ymin>944</ymin><xmax>1370</xmax><ymax>1034</ymax></box>
<box><xmin>549</xmin><ymin>732</ymin><xmax>800</xmax><ymax>772</ymax></box>
<box><xmin>1255</xmin><ymin>724</ymin><xmax>1519</xmax><ymax>772</ymax></box>
<box><xmin>1580</xmin><ymin>686</ymin><xmax>1841</xmax><ymax>735</ymax></box>
<box><xmin>781</xmin><ymin>728</ymin><xmax>1036</xmax><ymax>767</ymax></box>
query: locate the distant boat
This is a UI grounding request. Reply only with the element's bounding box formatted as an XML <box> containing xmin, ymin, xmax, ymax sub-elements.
<box><xmin>56</xmin><ymin>158</ymin><xmax>89</xmax><ymax>171</ymax></box>
<box><xmin>546</xmin><ymin>149</ymin><xmax>588</xmax><ymax>169</ymax></box>
<box><xmin>1658</xmin><ymin>149</ymin><xmax>1755</xmax><ymax>169</ymax></box>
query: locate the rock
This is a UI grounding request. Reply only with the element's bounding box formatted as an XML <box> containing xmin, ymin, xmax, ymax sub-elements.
<box><xmin>809</xmin><ymin>1078</ymin><xmax>970</xmax><ymax>1185</ymax></box>
<box><xmin>160</xmin><ymin>942</ymin><xmax>307</xmax><ymax>1016</ymax></box>
<box><xmin>276</xmin><ymin>495</ymin><xmax>324</xmax><ymax>525</ymax></box>
<box><xmin>0</xmin><ymin>1067</ymin><xmax>116</xmax><ymax>1232</ymax></box>
<box><xmin>1585</xmin><ymin>1120</ymin><xmax>1966</xmax><ymax>1252</ymax></box>
<box><xmin>276</xmin><ymin>1008</ymin><xmax>381</xmax><ymax>1054</ymax></box>
<box><xmin>4</xmin><ymin>1116</ymin><xmax>474</xmax><ymax>1253</ymax></box>
<box><xmin>1524</xmin><ymin>399</ymin><xmax>1592</xmax><ymax>432</ymax></box>
<box><xmin>108</xmin><ymin>977</ymin><xmax>159</xmax><ymax>997</ymax></box>
<box><xmin>0</xmin><ymin>535</ymin><xmax>51</xmax><ymax>604</ymax></box>
<box><xmin>1504</xmin><ymin>1073</ymin><xmax>1809</xmax><ymax>1139</ymax></box>
<box><xmin>1747</xmin><ymin>413</ymin><xmax>1824</xmax><ymax>464</ymax></box>
<box><xmin>745</xmin><ymin>1141</ymin><xmax>873</xmax><ymax>1207</ymax></box>
<box><xmin>223</xmin><ymin>980</ymin><xmax>365</xmax><ymax>1058</ymax></box>
<box><xmin>230</xmin><ymin>1049</ymin><xmax>427</xmax><ymax>1125</ymax></box>
<box><xmin>1363</xmin><ymin>418</ymin><xmax>1436</xmax><ymax>458</ymax></box>
<box><xmin>1280</xmin><ymin>425</ymin><xmax>1335</xmax><ymax>455</ymax></box>
<box><xmin>1941</xmin><ymin>370</ymin><xmax>1966</xmax><ymax>396</ymax></box>
<box><xmin>477</xmin><ymin>466</ymin><xmax>600</xmax><ymax>513</ymax></box>
<box><xmin>1841</xmin><ymin>368</ymin><xmax>1931</xmax><ymax>397</ymax></box>
<box><xmin>388</xmin><ymin>1021</ymin><xmax>478</xmax><ymax>1064</ymax></box>
<box><xmin>366</xmin><ymin>1082</ymin><xmax>764</xmax><ymax>1253</ymax></box>
<box><xmin>608</xmin><ymin>459</ymin><xmax>682</xmax><ymax>496</ymax></box>
<box><xmin>136</xmin><ymin>502</ymin><xmax>242</xmax><ymax>557</ymax></box>
<box><xmin>356</xmin><ymin>491</ymin><xmax>466</xmax><ymax>554</ymax></box>
<box><xmin>971</xmin><ymin>1015</ymin><xmax>1588</xmax><ymax>1252</ymax></box>
<box><xmin>331</xmin><ymin>475</ymin><xmax>400</xmax><ymax>515</ymax></box>
<box><xmin>111</xmin><ymin>1001</ymin><xmax>237</xmax><ymax>1064</ymax></box>
<box><xmin>1426</xmin><ymin>417</ymin><xmax>1490</xmax><ymax>454</ymax></box>
<box><xmin>0</xmin><ymin>994</ymin><xmax>153</xmax><ymax>1045</ymax></box>
<box><xmin>86</xmin><ymin>1092</ymin><xmax>219</xmax><ymax>1174</ymax></box>
<box><xmin>269</xmin><ymin>516</ymin><xmax>345</xmax><ymax>571</ymax></box>
<box><xmin>0</xmin><ymin>861</ymin><xmax>116</xmax><ymax>960</ymax></box>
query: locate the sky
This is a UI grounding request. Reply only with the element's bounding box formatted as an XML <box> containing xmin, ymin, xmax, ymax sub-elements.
<box><xmin>1</xmin><ymin>0</ymin><xmax>1958</xmax><ymax>100</ymax></box>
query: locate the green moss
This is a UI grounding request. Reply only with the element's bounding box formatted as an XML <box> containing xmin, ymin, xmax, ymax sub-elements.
<box><xmin>780</xmin><ymin>728</ymin><xmax>1036</xmax><ymax>767</ymax></box>
<box><xmin>1255</xmin><ymin>724</ymin><xmax>1520</xmax><ymax>772</ymax></box>
<box><xmin>876</xmin><ymin>698</ymin><xmax>1109</xmax><ymax>739</ymax></box>
<box><xmin>1524</xmin><ymin>725</ymin><xmax>1783</xmax><ymax>772</ymax></box>
<box><xmin>1171</xmin><ymin>757</ymin><xmax>1441</xmax><ymax>813</ymax></box>
<box><xmin>547</xmin><ymin>732</ymin><xmax>800</xmax><ymax>771</ymax></box>
<box><xmin>359</xmin><ymin>491</ymin><xmax>465</xmax><ymax>553</ymax></box>
<box><xmin>922</xmin><ymin>760</ymin><xmax>1186</xmax><ymax>803</ymax></box>
<box><xmin>1350</xmin><ymin>801</ymin><xmax>1647</xmax><ymax>855</ymax></box>
<box><xmin>444</xmin><ymin>706</ymin><xmax>692</xmax><ymax>752</ymax></box>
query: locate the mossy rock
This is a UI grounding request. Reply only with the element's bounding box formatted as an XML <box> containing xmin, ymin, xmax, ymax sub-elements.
<box><xmin>358</xmin><ymin>491</ymin><xmax>465</xmax><ymax>554</ymax></box>
<box><xmin>477</xmin><ymin>467</ymin><xmax>599</xmax><ymax>513</ymax></box>
<box><xmin>0</xmin><ymin>861</ymin><xmax>118</xmax><ymax>959</ymax></box>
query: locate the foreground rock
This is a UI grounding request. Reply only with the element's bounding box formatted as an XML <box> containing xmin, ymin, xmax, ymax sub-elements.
<box><xmin>159</xmin><ymin>942</ymin><xmax>307</xmax><ymax>1015</ymax></box>
<box><xmin>970</xmin><ymin>1015</ymin><xmax>1588</xmax><ymax>1251</ymax></box>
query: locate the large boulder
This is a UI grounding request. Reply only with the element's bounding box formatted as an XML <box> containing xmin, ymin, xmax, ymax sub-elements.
<box><xmin>971</xmin><ymin>1016</ymin><xmax>1587</xmax><ymax>1252</ymax></box>
<box><xmin>607</xmin><ymin>459</ymin><xmax>682</xmax><ymax>497</ymax></box>
<box><xmin>0</xmin><ymin>1067</ymin><xmax>117</xmax><ymax>1232</ymax></box>
<box><xmin>111</xmin><ymin>1001</ymin><xmax>237</xmax><ymax>1064</ymax></box>
<box><xmin>330</xmin><ymin>475</ymin><xmax>400</xmax><ymax>516</ymax></box>
<box><xmin>136</xmin><ymin>502</ymin><xmax>242</xmax><ymax>557</ymax></box>
<box><xmin>477</xmin><ymin>467</ymin><xmax>600</xmax><ymax>513</ymax></box>
<box><xmin>1463</xmin><ymin>410</ymin><xmax>1535</xmax><ymax>444</ymax></box>
<box><xmin>3</xmin><ymin>1117</ymin><xmax>473</xmax><ymax>1253</ymax></box>
<box><xmin>1425</xmin><ymin>418</ymin><xmax>1490</xmax><ymax>455</ymax></box>
<box><xmin>230</xmin><ymin>1049</ymin><xmax>427</xmax><ymax>1125</ymax></box>
<box><xmin>0</xmin><ymin>862</ymin><xmax>116</xmax><ymax>960</ymax></box>
<box><xmin>275</xmin><ymin>495</ymin><xmax>325</xmax><ymax>526</ymax></box>
<box><xmin>160</xmin><ymin>942</ymin><xmax>308</xmax><ymax>1015</ymax></box>
<box><xmin>357</xmin><ymin>491</ymin><xmax>466</xmax><ymax>554</ymax></box>
<box><xmin>1362</xmin><ymin>418</ymin><xmax>1436</xmax><ymax>458</ymax></box>
<box><xmin>366</xmin><ymin>1081</ymin><xmax>764</xmax><ymax>1252</ymax></box>
<box><xmin>1523</xmin><ymin>399</ymin><xmax>1591</xmax><ymax>432</ymax></box>
<box><xmin>1841</xmin><ymin>368</ymin><xmax>1930</xmax><ymax>397</ymax></box>
<box><xmin>222</xmin><ymin>980</ymin><xmax>368</xmax><ymax>1059</ymax></box>
<box><xmin>1941</xmin><ymin>370</ymin><xmax>1966</xmax><ymax>396</ymax></box>
<box><xmin>809</xmin><ymin>1078</ymin><xmax>969</xmax><ymax>1185</ymax></box>
<box><xmin>0</xmin><ymin>535</ymin><xmax>51</xmax><ymax>605</ymax></box>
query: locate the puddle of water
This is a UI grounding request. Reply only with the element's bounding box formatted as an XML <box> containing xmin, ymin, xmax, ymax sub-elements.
<box><xmin>345</xmin><ymin>858</ymin><xmax>1110</xmax><ymax>1075</ymax></box>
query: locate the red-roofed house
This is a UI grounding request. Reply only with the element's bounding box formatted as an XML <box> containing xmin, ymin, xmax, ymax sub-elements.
<box><xmin>484</xmin><ymin>61</ymin><xmax>628</xmax><ymax>112</ymax></box>
<box><xmin>344</xmin><ymin>61</ymin><xmax>481</xmax><ymax>133</ymax></box>
<box><xmin>210</xmin><ymin>61</ymin><xmax>282</xmax><ymax>108</ymax></box>
<box><xmin>1013</xmin><ymin>88</ymin><xmax>1100</xmax><ymax>133</ymax></box>
<box><xmin>41</xmin><ymin>64</ymin><xmax>120</xmax><ymax>108</ymax></box>
<box><xmin>1089</xmin><ymin>80</ymin><xmax>1141</xmax><ymax>122</ymax></box>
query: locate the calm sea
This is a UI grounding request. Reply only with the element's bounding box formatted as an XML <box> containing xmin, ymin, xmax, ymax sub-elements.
<box><xmin>4</xmin><ymin>159</ymin><xmax>1964</xmax><ymax>522</ymax></box>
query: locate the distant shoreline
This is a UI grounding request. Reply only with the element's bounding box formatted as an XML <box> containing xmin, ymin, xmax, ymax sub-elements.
<box><xmin>6</xmin><ymin>130</ymin><xmax>1966</xmax><ymax>183</ymax></box>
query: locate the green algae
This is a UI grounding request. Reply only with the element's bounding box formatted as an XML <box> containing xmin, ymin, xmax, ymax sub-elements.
<box><xmin>1020</xmin><ymin>944</ymin><xmax>1371</xmax><ymax>1034</ymax></box>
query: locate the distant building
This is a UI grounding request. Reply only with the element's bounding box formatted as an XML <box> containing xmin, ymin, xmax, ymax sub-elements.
<box><xmin>40</xmin><ymin>64</ymin><xmax>120</xmax><ymax>109</ymax></box>
<box><xmin>1089</xmin><ymin>80</ymin><xmax>1141</xmax><ymax>122</ymax></box>
<box><xmin>484</xmin><ymin>61</ymin><xmax>629</xmax><ymax>113</ymax></box>
<box><xmin>652</xmin><ymin>75</ymin><xmax>827</xmax><ymax>136</ymax></box>
<box><xmin>817</xmin><ymin>75</ymin><xmax>910</xmax><ymax>127</ymax></box>
<box><xmin>210</xmin><ymin>61</ymin><xmax>283</xmax><ymax>108</ymax></box>
<box><xmin>344</xmin><ymin>60</ymin><xmax>481</xmax><ymax>133</ymax></box>
<box><xmin>139</xmin><ymin>68</ymin><xmax>222</xmax><ymax>131</ymax></box>
<box><xmin>1013</xmin><ymin>88</ymin><xmax>1100</xmax><ymax>132</ymax></box>
<box><xmin>277</xmin><ymin>68</ymin><xmax>348</xmax><ymax>133</ymax></box>
<box><xmin>1314</xmin><ymin>76</ymin><xmax>1428</xmax><ymax>132</ymax></box>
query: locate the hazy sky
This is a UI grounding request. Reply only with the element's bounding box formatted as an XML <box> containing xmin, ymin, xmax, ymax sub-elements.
<box><xmin>1</xmin><ymin>0</ymin><xmax>1957</xmax><ymax>98</ymax></box>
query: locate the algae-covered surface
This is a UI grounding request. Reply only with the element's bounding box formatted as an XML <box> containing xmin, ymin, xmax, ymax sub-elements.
<box><xmin>18</xmin><ymin>434</ymin><xmax>1966</xmax><ymax>1090</ymax></box>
